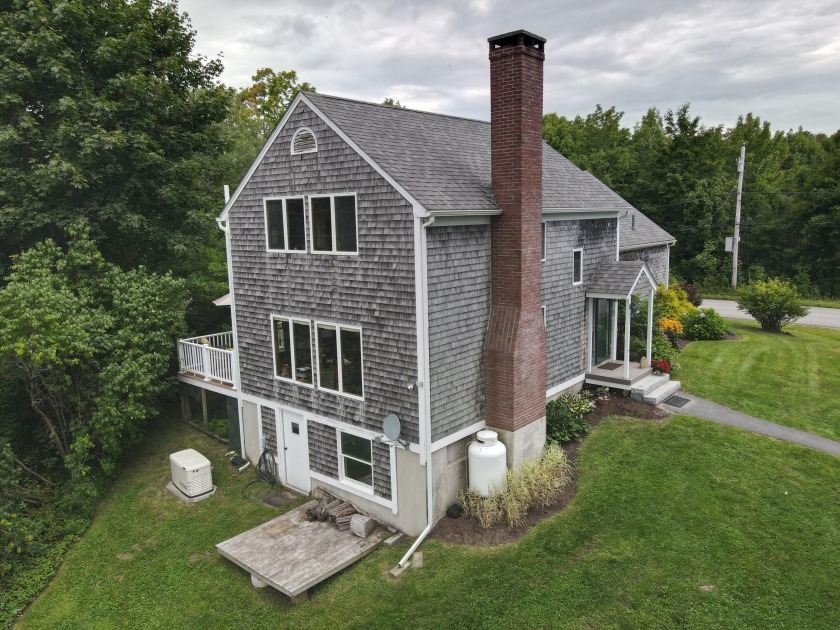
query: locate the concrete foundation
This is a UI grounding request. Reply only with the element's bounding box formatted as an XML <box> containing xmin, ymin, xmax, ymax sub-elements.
<box><xmin>166</xmin><ymin>481</ymin><xmax>217</xmax><ymax>503</ymax></box>
<box><xmin>241</xmin><ymin>401</ymin><xmax>261</xmax><ymax>465</ymax></box>
<box><xmin>493</xmin><ymin>416</ymin><xmax>546</xmax><ymax>469</ymax></box>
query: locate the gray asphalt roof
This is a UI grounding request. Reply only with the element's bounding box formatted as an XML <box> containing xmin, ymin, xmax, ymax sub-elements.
<box><xmin>304</xmin><ymin>93</ymin><xmax>673</xmax><ymax>247</ymax></box>
<box><xmin>619</xmin><ymin>209</ymin><xmax>675</xmax><ymax>249</ymax></box>
<box><xmin>586</xmin><ymin>260</ymin><xmax>655</xmax><ymax>298</ymax></box>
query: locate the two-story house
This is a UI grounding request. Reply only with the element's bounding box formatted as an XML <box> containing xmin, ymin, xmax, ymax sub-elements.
<box><xmin>177</xmin><ymin>30</ymin><xmax>675</xmax><ymax>537</ymax></box>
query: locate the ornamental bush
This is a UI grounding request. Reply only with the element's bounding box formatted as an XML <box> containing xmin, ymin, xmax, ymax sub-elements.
<box><xmin>651</xmin><ymin>333</ymin><xmax>679</xmax><ymax>365</ymax></box>
<box><xmin>681</xmin><ymin>308</ymin><xmax>728</xmax><ymax>340</ymax></box>
<box><xmin>654</xmin><ymin>285</ymin><xmax>697</xmax><ymax>322</ymax></box>
<box><xmin>546</xmin><ymin>393</ymin><xmax>595</xmax><ymax>444</ymax></box>
<box><xmin>737</xmin><ymin>279</ymin><xmax>810</xmax><ymax>332</ymax></box>
<box><xmin>659</xmin><ymin>318</ymin><xmax>683</xmax><ymax>348</ymax></box>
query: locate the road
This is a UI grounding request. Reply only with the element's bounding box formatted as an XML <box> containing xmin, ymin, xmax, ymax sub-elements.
<box><xmin>702</xmin><ymin>299</ymin><xmax>840</xmax><ymax>330</ymax></box>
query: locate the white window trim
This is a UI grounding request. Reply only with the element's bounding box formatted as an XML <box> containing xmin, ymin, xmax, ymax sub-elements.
<box><xmin>541</xmin><ymin>222</ymin><xmax>546</xmax><ymax>262</ymax></box>
<box><xmin>573</xmin><ymin>248</ymin><xmax>584</xmax><ymax>286</ymax></box>
<box><xmin>314</xmin><ymin>321</ymin><xmax>365</xmax><ymax>400</ymax></box>
<box><xmin>270</xmin><ymin>315</ymin><xmax>315</xmax><ymax>388</ymax></box>
<box><xmin>336</xmin><ymin>427</ymin><xmax>375</xmax><ymax>495</ymax></box>
<box><xmin>308</xmin><ymin>192</ymin><xmax>359</xmax><ymax>255</ymax></box>
<box><xmin>264</xmin><ymin>196</ymin><xmax>306</xmax><ymax>253</ymax></box>
<box><xmin>290</xmin><ymin>127</ymin><xmax>317</xmax><ymax>155</ymax></box>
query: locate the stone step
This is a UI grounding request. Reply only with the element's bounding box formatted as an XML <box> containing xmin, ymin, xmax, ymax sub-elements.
<box><xmin>629</xmin><ymin>373</ymin><xmax>671</xmax><ymax>401</ymax></box>
<box><xmin>643</xmin><ymin>380</ymin><xmax>682</xmax><ymax>405</ymax></box>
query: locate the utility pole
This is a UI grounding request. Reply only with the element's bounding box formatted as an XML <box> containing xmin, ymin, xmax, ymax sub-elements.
<box><xmin>731</xmin><ymin>143</ymin><xmax>746</xmax><ymax>289</ymax></box>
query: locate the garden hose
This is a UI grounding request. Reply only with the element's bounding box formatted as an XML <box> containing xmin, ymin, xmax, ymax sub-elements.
<box><xmin>241</xmin><ymin>448</ymin><xmax>279</xmax><ymax>500</ymax></box>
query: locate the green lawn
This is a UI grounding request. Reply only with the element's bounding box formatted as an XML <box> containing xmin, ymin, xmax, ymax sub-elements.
<box><xmin>18</xmin><ymin>414</ymin><xmax>840</xmax><ymax>629</ymax></box>
<box><xmin>675</xmin><ymin>320</ymin><xmax>840</xmax><ymax>441</ymax></box>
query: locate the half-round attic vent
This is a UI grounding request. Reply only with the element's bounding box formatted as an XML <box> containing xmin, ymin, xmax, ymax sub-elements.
<box><xmin>291</xmin><ymin>127</ymin><xmax>317</xmax><ymax>155</ymax></box>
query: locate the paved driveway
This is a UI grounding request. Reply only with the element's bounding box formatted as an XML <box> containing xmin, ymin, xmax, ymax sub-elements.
<box><xmin>702</xmin><ymin>299</ymin><xmax>840</xmax><ymax>330</ymax></box>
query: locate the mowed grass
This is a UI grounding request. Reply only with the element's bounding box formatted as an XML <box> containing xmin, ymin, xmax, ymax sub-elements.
<box><xmin>18</xmin><ymin>415</ymin><xmax>840</xmax><ymax>629</ymax></box>
<box><xmin>675</xmin><ymin>320</ymin><xmax>840</xmax><ymax>441</ymax></box>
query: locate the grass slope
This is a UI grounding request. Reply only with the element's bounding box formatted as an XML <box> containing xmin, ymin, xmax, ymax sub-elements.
<box><xmin>676</xmin><ymin>320</ymin><xmax>840</xmax><ymax>441</ymax></box>
<box><xmin>18</xmin><ymin>415</ymin><xmax>840</xmax><ymax>629</ymax></box>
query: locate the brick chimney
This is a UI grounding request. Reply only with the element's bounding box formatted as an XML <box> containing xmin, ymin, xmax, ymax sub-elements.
<box><xmin>485</xmin><ymin>30</ymin><xmax>547</xmax><ymax>467</ymax></box>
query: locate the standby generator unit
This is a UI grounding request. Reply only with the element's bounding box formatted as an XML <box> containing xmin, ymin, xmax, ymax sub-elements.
<box><xmin>169</xmin><ymin>448</ymin><xmax>213</xmax><ymax>498</ymax></box>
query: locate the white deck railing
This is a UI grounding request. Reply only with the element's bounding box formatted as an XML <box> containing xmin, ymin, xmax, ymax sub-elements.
<box><xmin>177</xmin><ymin>332</ymin><xmax>236</xmax><ymax>388</ymax></box>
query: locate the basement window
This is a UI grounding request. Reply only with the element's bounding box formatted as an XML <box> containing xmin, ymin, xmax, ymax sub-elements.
<box><xmin>573</xmin><ymin>248</ymin><xmax>583</xmax><ymax>285</ymax></box>
<box><xmin>339</xmin><ymin>430</ymin><xmax>373</xmax><ymax>489</ymax></box>
<box><xmin>310</xmin><ymin>194</ymin><xmax>358</xmax><ymax>254</ymax></box>
<box><xmin>291</xmin><ymin>127</ymin><xmax>317</xmax><ymax>155</ymax></box>
<box><xmin>264</xmin><ymin>197</ymin><xmax>306</xmax><ymax>252</ymax></box>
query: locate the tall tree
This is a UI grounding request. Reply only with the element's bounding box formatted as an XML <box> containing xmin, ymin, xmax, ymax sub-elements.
<box><xmin>238</xmin><ymin>68</ymin><xmax>316</xmax><ymax>139</ymax></box>
<box><xmin>0</xmin><ymin>0</ymin><xmax>231</xmax><ymax>276</ymax></box>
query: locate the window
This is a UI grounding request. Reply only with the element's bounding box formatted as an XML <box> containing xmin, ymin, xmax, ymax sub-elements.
<box><xmin>271</xmin><ymin>316</ymin><xmax>313</xmax><ymax>385</ymax></box>
<box><xmin>265</xmin><ymin>198</ymin><xmax>306</xmax><ymax>252</ymax></box>
<box><xmin>541</xmin><ymin>223</ymin><xmax>546</xmax><ymax>262</ymax></box>
<box><xmin>291</xmin><ymin>127</ymin><xmax>317</xmax><ymax>155</ymax></box>
<box><xmin>573</xmin><ymin>248</ymin><xmax>583</xmax><ymax>285</ymax></box>
<box><xmin>316</xmin><ymin>323</ymin><xmax>363</xmax><ymax>398</ymax></box>
<box><xmin>310</xmin><ymin>194</ymin><xmax>358</xmax><ymax>254</ymax></box>
<box><xmin>339</xmin><ymin>431</ymin><xmax>373</xmax><ymax>488</ymax></box>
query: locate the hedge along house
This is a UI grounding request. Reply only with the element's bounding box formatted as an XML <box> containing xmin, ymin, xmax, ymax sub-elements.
<box><xmin>177</xmin><ymin>30</ymin><xmax>675</xmax><ymax>537</ymax></box>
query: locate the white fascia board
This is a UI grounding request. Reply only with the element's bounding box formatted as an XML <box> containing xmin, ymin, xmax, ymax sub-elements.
<box><xmin>543</xmin><ymin>209</ymin><xmax>622</xmax><ymax>221</ymax></box>
<box><xmin>430</xmin><ymin>420</ymin><xmax>486</xmax><ymax>453</ymax></box>
<box><xmin>429</xmin><ymin>215</ymin><xmax>493</xmax><ymax>227</ymax></box>
<box><xmin>176</xmin><ymin>374</ymin><xmax>237</xmax><ymax>397</ymax></box>
<box><xmin>218</xmin><ymin>92</ymin><xmax>306</xmax><ymax>222</ymax></box>
<box><xmin>586</xmin><ymin>292</ymin><xmax>629</xmax><ymax>300</ymax></box>
<box><xmin>546</xmin><ymin>373</ymin><xmax>586</xmax><ymax>399</ymax></box>
<box><xmin>619</xmin><ymin>239</ymin><xmax>677</xmax><ymax>252</ymax></box>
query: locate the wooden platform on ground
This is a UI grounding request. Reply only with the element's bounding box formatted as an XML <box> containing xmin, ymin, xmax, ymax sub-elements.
<box><xmin>216</xmin><ymin>500</ymin><xmax>383</xmax><ymax>603</ymax></box>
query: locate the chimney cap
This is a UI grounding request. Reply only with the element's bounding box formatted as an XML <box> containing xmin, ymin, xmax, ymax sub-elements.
<box><xmin>488</xmin><ymin>29</ymin><xmax>546</xmax><ymax>48</ymax></box>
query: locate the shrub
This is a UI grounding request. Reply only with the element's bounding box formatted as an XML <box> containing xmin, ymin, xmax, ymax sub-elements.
<box><xmin>651</xmin><ymin>358</ymin><xmax>671</xmax><ymax>374</ymax></box>
<box><xmin>459</xmin><ymin>444</ymin><xmax>571</xmax><ymax>529</ymax></box>
<box><xmin>681</xmin><ymin>308</ymin><xmax>728</xmax><ymax>340</ymax></box>
<box><xmin>546</xmin><ymin>393</ymin><xmax>595</xmax><ymax>444</ymax></box>
<box><xmin>652</xmin><ymin>333</ymin><xmax>679</xmax><ymax>365</ymax></box>
<box><xmin>654</xmin><ymin>285</ymin><xmax>697</xmax><ymax>322</ymax></box>
<box><xmin>659</xmin><ymin>318</ymin><xmax>683</xmax><ymax>348</ymax></box>
<box><xmin>737</xmin><ymin>278</ymin><xmax>810</xmax><ymax>332</ymax></box>
<box><xmin>678</xmin><ymin>281</ymin><xmax>703</xmax><ymax>306</ymax></box>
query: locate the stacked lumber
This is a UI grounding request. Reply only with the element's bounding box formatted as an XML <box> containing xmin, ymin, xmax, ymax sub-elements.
<box><xmin>305</xmin><ymin>495</ymin><xmax>378</xmax><ymax>537</ymax></box>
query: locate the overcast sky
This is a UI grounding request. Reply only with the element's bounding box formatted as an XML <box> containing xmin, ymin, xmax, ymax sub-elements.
<box><xmin>178</xmin><ymin>0</ymin><xmax>840</xmax><ymax>133</ymax></box>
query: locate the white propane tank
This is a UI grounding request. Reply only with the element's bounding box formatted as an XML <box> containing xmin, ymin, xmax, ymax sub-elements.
<box><xmin>468</xmin><ymin>430</ymin><xmax>507</xmax><ymax>497</ymax></box>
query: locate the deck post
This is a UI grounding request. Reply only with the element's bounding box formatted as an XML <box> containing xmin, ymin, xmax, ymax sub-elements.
<box><xmin>624</xmin><ymin>296</ymin><xmax>631</xmax><ymax>380</ymax></box>
<box><xmin>290</xmin><ymin>591</ymin><xmax>308</xmax><ymax>605</ymax></box>
<box><xmin>646</xmin><ymin>288</ymin><xmax>654</xmax><ymax>364</ymax></box>
<box><xmin>201</xmin><ymin>344</ymin><xmax>211</xmax><ymax>381</ymax></box>
<box><xmin>586</xmin><ymin>298</ymin><xmax>594</xmax><ymax>372</ymax></box>
<box><xmin>610</xmin><ymin>299</ymin><xmax>618</xmax><ymax>361</ymax></box>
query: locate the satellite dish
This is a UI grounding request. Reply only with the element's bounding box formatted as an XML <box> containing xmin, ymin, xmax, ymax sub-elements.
<box><xmin>382</xmin><ymin>414</ymin><xmax>401</xmax><ymax>441</ymax></box>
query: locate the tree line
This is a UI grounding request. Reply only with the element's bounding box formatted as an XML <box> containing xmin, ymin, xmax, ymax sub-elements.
<box><xmin>543</xmin><ymin>104</ymin><xmax>840</xmax><ymax>296</ymax></box>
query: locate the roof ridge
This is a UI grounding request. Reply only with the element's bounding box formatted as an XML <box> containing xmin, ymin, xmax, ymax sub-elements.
<box><xmin>305</xmin><ymin>92</ymin><xmax>491</xmax><ymax>125</ymax></box>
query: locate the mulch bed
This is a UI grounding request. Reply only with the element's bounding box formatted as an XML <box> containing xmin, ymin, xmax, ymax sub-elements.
<box><xmin>429</xmin><ymin>396</ymin><xmax>671</xmax><ymax>547</ymax></box>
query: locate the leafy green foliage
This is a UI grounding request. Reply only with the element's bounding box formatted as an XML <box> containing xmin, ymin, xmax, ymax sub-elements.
<box><xmin>651</xmin><ymin>333</ymin><xmax>679</xmax><ymax>365</ymax></box>
<box><xmin>459</xmin><ymin>444</ymin><xmax>571</xmax><ymax>529</ymax></box>
<box><xmin>681</xmin><ymin>308</ymin><xmax>728</xmax><ymax>340</ymax></box>
<box><xmin>207</xmin><ymin>419</ymin><xmax>229</xmax><ymax>440</ymax></box>
<box><xmin>678</xmin><ymin>281</ymin><xmax>703</xmax><ymax>306</ymax></box>
<box><xmin>0</xmin><ymin>0</ymin><xmax>231</xmax><ymax>277</ymax></box>
<box><xmin>238</xmin><ymin>68</ymin><xmax>316</xmax><ymax>139</ymax></box>
<box><xmin>546</xmin><ymin>393</ymin><xmax>595</xmax><ymax>443</ymax></box>
<box><xmin>737</xmin><ymin>278</ymin><xmax>810</xmax><ymax>331</ymax></box>
<box><xmin>0</xmin><ymin>224</ymin><xmax>187</xmax><ymax>483</ymax></box>
<box><xmin>654</xmin><ymin>284</ymin><xmax>698</xmax><ymax>321</ymax></box>
<box><xmin>382</xmin><ymin>97</ymin><xmax>406</xmax><ymax>108</ymax></box>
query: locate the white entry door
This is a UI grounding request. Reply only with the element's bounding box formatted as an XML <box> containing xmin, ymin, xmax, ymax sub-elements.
<box><xmin>281</xmin><ymin>409</ymin><xmax>310</xmax><ymax>493</ymax></box>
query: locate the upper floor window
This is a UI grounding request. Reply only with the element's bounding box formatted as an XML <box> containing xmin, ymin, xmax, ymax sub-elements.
<box><xmin>316</xmin><ymin>323</ymin><xmax>363</xmax><ymax>398</ymax></box>
<box><xmin>310</xmin><ymin>194</ymin><xmax>358</xmax><ymax>254</ymax></box>
<box><xmin>573</xmin><ymin>248</ymin><xmax>583</xmax><ymax>285</ymax></box>
<box><xmin>291</xmin><ymin>127</ymin><xmax>317</xmax><ymax>155</ymax></box>
<box><xmin>265</xmin><ymin>198</ymin><xmax>306</xmax><ymax>252</ymax></box>
<box><xmin>271</xmin><ymin>316</ymin><xmax>313</xmax><ymax>385</ymax></box>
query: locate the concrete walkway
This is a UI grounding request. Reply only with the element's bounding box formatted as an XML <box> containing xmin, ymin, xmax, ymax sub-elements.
<box><xmin>661</xmin><ymin>392</ymin><xmax>840</xmax><ymax>458</ymax></box>
<box><xmin>702</xmin><ymin>299</ymin><xmax>840</xmax><ymax>330</ymax></box>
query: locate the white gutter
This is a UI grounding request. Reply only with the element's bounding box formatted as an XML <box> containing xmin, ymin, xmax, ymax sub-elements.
<box><xmin>398</xmin><ymin>213</ymin><xmax>436</xmax><ymax>569</ymax></box>
<box><xmin>216</xmin><ymin>187</ymin><xmax>245</xmax><ymax>459</ymax></box>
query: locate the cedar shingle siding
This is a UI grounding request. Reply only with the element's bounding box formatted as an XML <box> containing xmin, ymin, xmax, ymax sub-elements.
<box><xmin>542</xmin><ymin>219</ymin><xmax>617</xmax><ymax>386</ymax></box>
<box><xmin>229</xmin><ymin>101</ymin><xmax>419</xmax><ymax>501</ymax></box>
<box><xmin>307</xmin><ymin>420</ymin><xmax>339</xmax><ymax>478</ymax></box>
<box><xmin>426</xmin><ymin>225</ymin><xmax>492</xmax><ymax>442</ymax></box>
<box><xmin>619</xmin><ymin>245</ymin><xmax>669</xmax><ymax>286</ymax></box>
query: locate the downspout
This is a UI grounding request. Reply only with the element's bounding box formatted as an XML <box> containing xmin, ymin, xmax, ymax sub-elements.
<box><xmin>216</xmin><ymin>185</ymin><xmax>245</xmax><ymax>458</ymax></box>
<box><xmin>398</xmin><ymin>213</ymin><xmax>435</xmax><ymax>569</ymax></box>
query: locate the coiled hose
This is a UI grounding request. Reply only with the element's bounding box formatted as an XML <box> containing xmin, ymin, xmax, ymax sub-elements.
<box><xmin>241</xmin><ymin>448</ymin><xmax>279</xmax><ymax>500</ymax></box>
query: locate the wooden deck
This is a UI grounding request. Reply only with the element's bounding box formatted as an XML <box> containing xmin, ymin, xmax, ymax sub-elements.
<box><xmin>216</xmin><ymin>500</ymin><xmax>384</xmax><ymax>603</ymax></box>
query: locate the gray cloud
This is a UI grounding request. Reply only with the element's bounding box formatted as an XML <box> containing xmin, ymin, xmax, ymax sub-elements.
<box><xmin>180</xmin><ymin>0</ymin><xmax>840</xmax><ymax>132</ymax></box>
